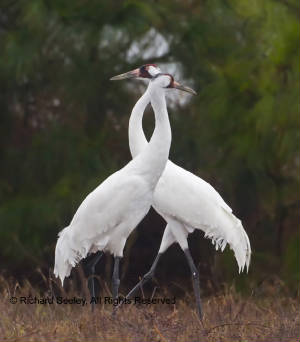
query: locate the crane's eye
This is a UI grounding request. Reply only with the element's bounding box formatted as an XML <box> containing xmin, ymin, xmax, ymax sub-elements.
<box><xmin>139</xmin><ymin>65</ymin><xmax>151</xmax><ymax>78</ymax></box>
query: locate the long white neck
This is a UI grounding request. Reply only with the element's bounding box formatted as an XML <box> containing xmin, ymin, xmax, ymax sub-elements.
<box><xmin>130</xmin><ymin>82</ymin><xmax>171</xmax><ymax>188</ymax></box>
<box><xmin>128</xmin><ymin>87</ymin><xmax>150</xmax><ymax>158</ymax></box>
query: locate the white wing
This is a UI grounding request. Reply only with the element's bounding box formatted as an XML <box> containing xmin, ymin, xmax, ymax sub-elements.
<box><xmin>54</xmin><ymin>163</ymin><xmax>151</xmax><ymax>285</ymax></box>
<box><xmin>154</xmin><ymin>161</ymin><xmax>251</xmax><ymax>272</ymax></box>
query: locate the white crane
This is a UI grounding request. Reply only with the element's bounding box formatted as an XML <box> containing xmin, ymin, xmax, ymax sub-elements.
<box><xmin>54</xmin><ymin>70</ymin><xmax>195</xmax><ymax>308</ymax></box>
<box><xmin>112</xmin><ymin>64</ymin><xmax>251</xmax><ymax>319</ymax></box>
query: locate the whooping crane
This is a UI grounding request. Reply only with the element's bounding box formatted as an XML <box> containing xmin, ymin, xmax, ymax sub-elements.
<box><xmin>113</xmin><ymin>64</ymin><xmax>251</xmax><ymax>319</ymax></box>
<box><xmin>54</xmin><ymin>70</ymin><xmax>196</xmax><ymax>310</ymax></box>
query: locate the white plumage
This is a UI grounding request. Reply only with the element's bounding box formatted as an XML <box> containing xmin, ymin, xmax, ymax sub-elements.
<box><xmin>54</xmin><ymin>74</ymin><xmax>173</xmax><ymax>286</ymax></box>
<box><xmin>128</xmin><ymin>70</ymin><xmax>251</xmax><ymax>272</ymax></box>
<box><xmin>155</xmin><ymin>162</ymin><xmax>251</xmax><ymax>272</ymax></box>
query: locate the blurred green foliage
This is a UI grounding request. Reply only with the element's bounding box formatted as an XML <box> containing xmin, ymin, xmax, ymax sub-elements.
<box><xmin>0</xmin><ymin>0</ymin><xmax>299</xmax><ymax>291</ymax></box>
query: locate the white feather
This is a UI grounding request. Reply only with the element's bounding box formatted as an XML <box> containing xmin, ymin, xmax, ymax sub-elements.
<box><xmin>129</xmin><ymin>82</ymin><xmax>251</xmax><ymax>272</ymax></box>
<box><xmin>54</xmin><ymin>75</ymin><xmax>173</xmax><ymax>285</ymax></box>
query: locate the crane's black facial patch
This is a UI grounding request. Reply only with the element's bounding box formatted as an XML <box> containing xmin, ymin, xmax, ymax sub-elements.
<box><xmin>139</xmin><ymin>64</ymin><xmax>158</xmax><ymax>78</ymax></box>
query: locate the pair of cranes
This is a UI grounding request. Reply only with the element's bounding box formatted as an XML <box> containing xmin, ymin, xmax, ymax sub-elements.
<box><xmin>54</xmin><ymin>64</ymin><xmax>251</xmax><ymax>319</ymax></box>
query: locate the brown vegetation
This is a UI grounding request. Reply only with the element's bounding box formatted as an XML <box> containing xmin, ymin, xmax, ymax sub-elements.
<box><xmin>0</xmin><ymin>276</ymin><xmax>299</xmax><ymax>342</ymax></box>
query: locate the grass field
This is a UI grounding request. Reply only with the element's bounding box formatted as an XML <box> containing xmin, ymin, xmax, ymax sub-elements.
<box><xmin>0</xmin><ymin>276</ymin><xmax>299</xmax><ymax>342</ymax></box>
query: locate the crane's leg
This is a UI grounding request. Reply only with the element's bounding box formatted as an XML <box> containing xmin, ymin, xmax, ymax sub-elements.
<box><xmin>184</xmin><ymin>248</ymin><xmax>203</xmax><ymax>320</ymax></box>
<box><xmin>87</xmin><ymin>252</ymin><xmax>103</xmax><ymax>312</ymax></box>
<box><xmin>112</xmin><ymin>253</ymin><xmax>162</xmax><ymax>315</ymax></box>
<box><xmin>119</xmin><ymin>223</ymin><xmax>173</xmax><ymax>304</ymax></box>
<box><xmin>112</xmin><ymin>256</ymin><xmax>121</xmax><ymax>300</ymax></box>
<box><xmin>125</xmin><ymin>253</ymin><xmax>161</xmax><ymax>301</ymax></box>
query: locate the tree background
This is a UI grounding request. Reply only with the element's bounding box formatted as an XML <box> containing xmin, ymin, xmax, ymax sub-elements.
<box><xmin>0</xmin><ymin>0</ymin><xmax>299</xmax><ymax>295</ymax></box>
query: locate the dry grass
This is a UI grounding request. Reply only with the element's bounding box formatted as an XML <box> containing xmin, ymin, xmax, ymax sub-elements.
<box><xmin>0</xmin><ymin>277</ymin><xmax>299</xmax><ymax>342</ymax></box>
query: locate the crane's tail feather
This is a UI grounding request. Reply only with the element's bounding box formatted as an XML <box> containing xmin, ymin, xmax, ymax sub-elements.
<box><xmin>54</xmin><ymin>226</ymin><xmax>90</xmax><ymax>286</ymax></box>
<box><xmin>203</xmin><ymin>210</ymin><xmax>251</xmax><ymax>273</ymax></box>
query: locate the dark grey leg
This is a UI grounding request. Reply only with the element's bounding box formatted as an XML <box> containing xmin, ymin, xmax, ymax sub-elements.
<box><xmin>124</xmin><ymin>253</ymin><xmax>162</xmax><ymax>301</ymax></box>
<box><xmin>113</xmin><ymin>253</ymin><xmax>162</xmax><ymax>315</ymax></box>
<box><xmin>112</xmin><ymin>257</ymin><xmax>121</xmax><ymax>299</ymax></box>
<box><xmin>87</xmin><ymin>252</ymin><xmax>103</xmax><ymax>312</ymax></box>
<box><xmin>184</xmin><ymin>248</ymin><xmax>203</xmax><ymax>320</ymax></box>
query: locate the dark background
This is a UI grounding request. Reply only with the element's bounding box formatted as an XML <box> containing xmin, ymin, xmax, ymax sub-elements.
<box><xmin>0</xmin><ymin>0</ymin><xmax>299</xmax><ymax>295</ymax></box>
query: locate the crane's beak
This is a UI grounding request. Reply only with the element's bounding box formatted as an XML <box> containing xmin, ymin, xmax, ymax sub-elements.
<box><xmin>173</xmin><ymin>81</ymin><xmax>197</xmax><ymax>95</ymax></box>
<box><xmin>110</xmin><ymin>68</ymin><xmax>140</xmax><ymax>81</ymax></box>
